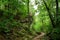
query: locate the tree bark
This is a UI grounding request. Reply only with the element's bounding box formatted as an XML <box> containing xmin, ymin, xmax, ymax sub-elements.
<box><xmin>56</xmin><ymin>0</ymin><xmax>58</xmax><ymax>26</ymax></box>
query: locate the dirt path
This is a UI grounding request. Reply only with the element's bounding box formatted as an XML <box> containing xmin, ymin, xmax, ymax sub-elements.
<box><xmin>33</xmin><ymin>32</ymin><xmax>45</xmax><ymax>40</ymax></box>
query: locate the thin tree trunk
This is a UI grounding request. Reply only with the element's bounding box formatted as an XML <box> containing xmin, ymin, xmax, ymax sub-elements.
<box><xmin>43</xmin><ymin>0</ymin><xmax>55</xmax><ymax>28</ymax></box>
<box><xmin>27</xmin><ymin>0</ymin><xmax>29</xmax><ymax>14</ymax></box>
<box><xmin>56</xmin><ymin>0</ymin><xmax>58</xmax><ymax>26</ymax></box>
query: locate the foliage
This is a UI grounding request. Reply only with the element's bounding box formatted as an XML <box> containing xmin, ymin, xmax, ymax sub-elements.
<box><xmin>0</xmin><ymin>0</ymin><xmax>60</xmax><ymax>40</ymax></box>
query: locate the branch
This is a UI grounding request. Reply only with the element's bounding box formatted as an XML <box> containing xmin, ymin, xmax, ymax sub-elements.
<box><xmin>43</xmin><ymin>0</ymin><xmax>55</xmax><ymax>28</ymax></box>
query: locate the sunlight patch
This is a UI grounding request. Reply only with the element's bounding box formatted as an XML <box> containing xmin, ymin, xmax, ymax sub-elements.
<box><xmin>30</xmin><ymin>0</ymin><xmax>35</xmax><ymax>5</ymax></box>
<box><xmin>33</xmin><ymin>5</ymin><xmax>38</xmax><ymax>10</ymax></box>
<box><xmin>35</xmin><ymin>11</ymin><xmax>40</xmax><ymax>16</ymax></box>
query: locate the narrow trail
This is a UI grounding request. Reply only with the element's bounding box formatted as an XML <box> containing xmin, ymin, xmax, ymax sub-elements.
<box><xmin>33</xmin><ymin>32</ymin><xmax>45</xmax><ymax>40</ymax></box>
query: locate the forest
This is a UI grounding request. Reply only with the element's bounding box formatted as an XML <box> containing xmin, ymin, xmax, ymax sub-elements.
<box><xmin>0</xmin><ymin>0</ymin><xmax>60</xmax><ymax>40</ymax></box>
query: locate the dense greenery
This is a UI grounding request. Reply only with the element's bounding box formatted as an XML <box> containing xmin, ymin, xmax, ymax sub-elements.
<box><xmin>0</xmin><ymin>0</ymin><xmax>60</xmax><ymax>40</ymax></box>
